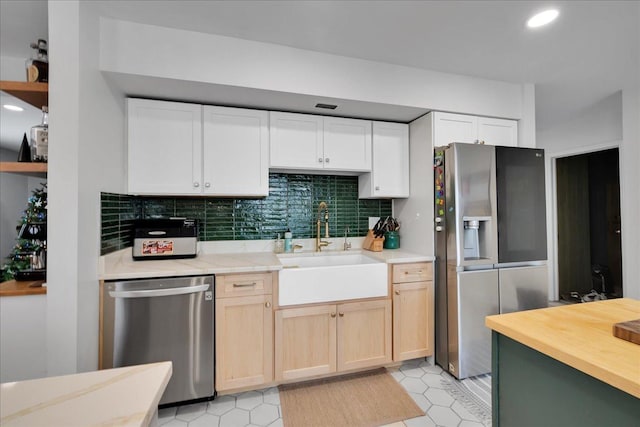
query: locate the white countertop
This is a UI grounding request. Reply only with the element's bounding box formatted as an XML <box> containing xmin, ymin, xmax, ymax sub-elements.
<box><xmin>99</xmin><ymin>243</ymin><xmax>433</xmax><ymax>280</ymax></box>
<box><xmin>0</xmin><ymin>361</ymin><xmax>172</xmax><ymax>427</ymax></box>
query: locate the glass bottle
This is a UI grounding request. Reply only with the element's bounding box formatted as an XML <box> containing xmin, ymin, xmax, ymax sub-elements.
<box><xmin>274</xmin><ymin>233</ymin><xmax>284</xmax><ymax>254</ymax></box>
<box><xmin>30</xmin><ymin>107</ymin><xmax>48</xmax><ymax>162</ymax></box>
<box><xmin>26</xmin><ymin>39</ymin><xmax>48</xmax><ymax>83</ymax></box>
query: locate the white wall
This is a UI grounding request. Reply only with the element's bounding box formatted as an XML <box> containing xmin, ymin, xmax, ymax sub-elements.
<box><xmin>99</xmin><ymin>18</ymin><xmax>532</xmax><ymax>131</ymax></box>
<box><xmin>537</xmin><ymin>90</ymin><xmax>639</xmax><ymax>299</ymax></box>
<box><xmin>0</xmin><ymin>294</ymin><xmax>46</xmax><ymax>382</ymax></box>
<box><xmin>47</xmin><ymin>0</ymin><xmax>126</xmax><ymax>375</ymax></box>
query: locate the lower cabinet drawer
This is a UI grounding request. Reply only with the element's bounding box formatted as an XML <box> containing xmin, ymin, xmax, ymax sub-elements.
<box><xmin>216</xmin><ymin>273</ymin><xmax>273</xmax><ymax>297</ymax></box>
<box><xmin>392</xmin><ymin>262</ymin><xmax>432</xmax><ymax>283</ymax></box>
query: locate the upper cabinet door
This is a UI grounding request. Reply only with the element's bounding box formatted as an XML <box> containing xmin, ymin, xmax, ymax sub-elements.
<box><xmin>323</xmin><ymin>117</ymin><xmax>372</xmax><ymax>172</ymax></box>
<box><xmin>432</xmin><ymin>112</ymin><xmax>478</xmax><ymax>147</ymax></box>
<box><xmin>128</xmin><ymin>99</ymin><xmax>202</xmax><ymax>195</ymax></box>
<box><xmin>477</xmin><ymin>117</ymin><xmax>518</xmax><ymax>147</ymax></box>
<box><xmin>203</xmin><ymin>106</ymin><xmax>269</xmax><ymax>196</ymax></box>
<box><xmin>359</xmin><ymin>122</ymin><xmax>409</xmax><ymax>199</ymax></box>
<box><xmin>270</xmin><ymin>112</ymin><xmax>324</xmax><ymax>170</ymax></box>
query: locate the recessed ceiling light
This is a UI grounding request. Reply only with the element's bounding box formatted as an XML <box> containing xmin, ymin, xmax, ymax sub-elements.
<box><xmin>527</xmin><ymin>9</ymin><xmax>559</xmax><ymax>28</ymax></box>
<box><xmin>3</xmin><ymin>104</ymin><xmax>24</xmax><ymax>112</ymax></box>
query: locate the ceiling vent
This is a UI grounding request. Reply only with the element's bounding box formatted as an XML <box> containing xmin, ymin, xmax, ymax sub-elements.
<box><xmin>315</xmin><ymin>103</ymin><xmax>337</xmax><ymax>110</ymax></box>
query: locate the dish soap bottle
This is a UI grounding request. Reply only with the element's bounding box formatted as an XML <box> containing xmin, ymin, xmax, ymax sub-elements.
<box><xmin>30</xmin><ymin>106</ymin><xmax>48</xmax><ymax>162</ymax></box>
<box><xmin>284</xmin><ymin>229</ymin><xmax>293</xmax><ymax>253</ymax></box>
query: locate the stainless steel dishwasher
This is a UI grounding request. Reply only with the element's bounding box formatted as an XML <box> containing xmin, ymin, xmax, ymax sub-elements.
<box><xmin>102</xmin><ymin>275</ymin><xmax>214</xmax><ymax>405</ymax></box>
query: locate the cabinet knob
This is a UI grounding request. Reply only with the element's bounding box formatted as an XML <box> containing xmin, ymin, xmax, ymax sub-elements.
<box><xmin>193</xmin><ymin>182</ymin><xmax>200</xmax><ymax>188</ymax></box>
<box><xmin>318</xmin><ymin>158</ymin><xmax>323</xmax><ymax>163</ymax></box>
<box><xmin>375</xmin><ymin>186</ymin><xmax>380</xmax><ymax>191</ymax></box>
<box><xmin>265</xmin><ymin>301</ymin><xmax>271</xmax><ymax>308</ymax></box>
<box><xmin>395</xmin><ymin>290</ymin><xmax>400</xmax><ymax>295</ymax></box>
<box><xmin>204</xmin><ymin>182</ymin><xmax>211</xmax><ymax>188</ymax></box>
<box><xmin>330</xmin><ymin>312</ymin><xmax>336</xmax><ymax>318</ymax></box>
<box><xmin>435</xmin><ymin>226</ymin><xmax>443</xmax><ymax>232</ymax></box>
<box><xmin>325</xmin><ymin>157</ymin><xmax>330</xmax><ymax>163</ymax></box>
<box><xmin>339</xmin><ymin>312</ymin><xmax>344</xmax><ymax>317</ymax></box>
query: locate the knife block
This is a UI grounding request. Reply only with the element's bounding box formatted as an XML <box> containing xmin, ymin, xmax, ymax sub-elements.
<box><xmin>363</xmin><ymin>230</ymin><xmax>385</xmax><ymax>252</ymax></box>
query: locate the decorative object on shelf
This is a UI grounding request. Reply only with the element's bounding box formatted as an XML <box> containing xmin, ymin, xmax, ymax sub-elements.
<box><xmin>30</xmin><ymin>106</ymin><xmax>48</xmax><ymax>162</ymax></box>
<box><xmin>17</xmin><ymin>133</ymin><xmax>31</xmax><ymax>162</ymax></box>
<box><xmin>26</xmin><ymin>39</ymin><xmax>48</xmax><ymax>83</ymax></box>
<box><xmin>0</xmin><ymin>183</ymin><xmax>47</xmax><ymax>282</ymax></box>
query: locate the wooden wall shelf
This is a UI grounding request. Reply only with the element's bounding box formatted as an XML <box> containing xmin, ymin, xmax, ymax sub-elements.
<box><xmin>0</xmin><ymin>81</ymin><xmax>48</xmax><ymax>109</ymax></box>
<box><xmin>0</xmin><ymin>162</ymin><xmax>48</xmax><ymax>176</ymax></box>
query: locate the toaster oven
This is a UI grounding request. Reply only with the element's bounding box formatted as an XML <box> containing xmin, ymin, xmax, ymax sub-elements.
<box><xmin>132</xmin><ymin>218</ymin><xmax>198</xmax><ymax>260</ymax></box>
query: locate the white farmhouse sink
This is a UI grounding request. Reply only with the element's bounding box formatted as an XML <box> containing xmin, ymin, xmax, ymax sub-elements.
<box><xmin>277</xmin><ymin>252</ymin><xmax>388</xmax><ymax>306</ymax></box>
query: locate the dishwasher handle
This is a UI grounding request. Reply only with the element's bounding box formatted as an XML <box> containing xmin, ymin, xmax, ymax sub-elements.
<box><xmin>109</xmin><ymin>283</ymin><xmax>210</xmax><ymax>298</ymax></box>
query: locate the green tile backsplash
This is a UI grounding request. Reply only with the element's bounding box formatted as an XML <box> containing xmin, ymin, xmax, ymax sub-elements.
<box><xmin>100</xmin><ymin>173</ymin><xmax>392</xmax><ymax>255</ymax></box>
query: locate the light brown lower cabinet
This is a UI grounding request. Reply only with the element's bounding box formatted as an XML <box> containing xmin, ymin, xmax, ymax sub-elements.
<box><xmin>215</xmin><ymin>273</ymin><xmax>274</xmax><ymax>391</ymax></box>
<box><xmin>392</xmin><ymin>262</ymin><xmax>434</xmax><ymax>361</ymax></box>
<box><xmin>275</xmin><ymin>299</ymin><xmax>392</xmax><ymax>381</ymax></box>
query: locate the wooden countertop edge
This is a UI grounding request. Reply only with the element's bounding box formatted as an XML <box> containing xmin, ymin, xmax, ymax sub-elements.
<box><xmin>0</xmin><ymin>280</ymin><xmax>46</xmax><ymax>297</ymax></box>
<box><xmin>486</xmin><ymin>313</ymin><xmax>640</xmax><ymax>399</ymax></box>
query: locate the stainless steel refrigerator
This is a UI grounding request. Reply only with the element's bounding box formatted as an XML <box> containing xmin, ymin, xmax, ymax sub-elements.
<box><xmin>434</xmin><ymin>143</ymin><xmax>548</xmax><ymax>379</ymax></box>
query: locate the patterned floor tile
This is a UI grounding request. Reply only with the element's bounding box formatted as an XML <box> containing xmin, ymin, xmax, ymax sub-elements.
<box><xmin>188</xmin><ymin>413</ymin><xmax>220</xmax><ymax>427</ymax></box>
<box><xmin>427</xmin><ymin>405</ymin><xmax>461</xmax><ymax>427</ymax></box>
<box><xmin>250</xmin><ymin>403</ymin><xmax>279</xmax><ymax>426</ymax></box>
<box><xmin>236</xmin><ymin>391</ymin><xmax>263</xmax><ymax>411</ymax></box>
<box><xmin>219</xmin><ymin>408</ymin><xmax>250</xmax><ymax>427</ymax></box>
<box><xmin>424</xmin><ymin>388</ymin><xmax>455</xmax><ymax>407</ymax></box>
<box><xmin>403</xmin><ymin>415</ymin><xmax>437</xmax><ymax>427</ymax></box>
<box><xmin>207</xmin><ymin>395</ymin><xmax>236</xmax><ymax>416</ymax></box>
<box><xmin>167</xmin><ymin>358</ymin><xmax>490</xmax><ymax>427</ymax></box>
<box><xmin>176</xmin><ymin>402</ymin><xmax>208</xmax><ymax>422</ymax></box>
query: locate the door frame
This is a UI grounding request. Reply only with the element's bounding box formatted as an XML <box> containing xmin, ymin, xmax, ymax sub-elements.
<box><xmin>546</xmin><ymin>141</ymin><xmax>622</xmax><ymax>300</ymax></box>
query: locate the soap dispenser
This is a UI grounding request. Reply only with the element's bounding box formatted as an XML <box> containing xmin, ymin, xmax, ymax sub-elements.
<box><xmin>284</xmin><ymin>229</ymin><xmax>293</xmax><ymax>253</ymax></box>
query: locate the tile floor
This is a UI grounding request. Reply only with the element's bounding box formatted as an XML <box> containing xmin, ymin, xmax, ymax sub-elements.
<box><xmin>158</xmin><ymin>359</ymin><xmax>486</xmax><ymax>427</ymax></box>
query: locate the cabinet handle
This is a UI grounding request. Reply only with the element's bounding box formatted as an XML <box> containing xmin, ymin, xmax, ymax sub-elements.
<box><xmin>330</xmin><ymin>313</ymin><xmax>336</xmax><ymax>318</ymax></box>
<box><xmin>404</xmin><ymin>270</ymin><xmax>423</xmax><ymax>275</ymax></box>
<box><xmin>395</xmin><ymin>290</ymin><xmax>400</xmax><ymax>295</ymax></box>
<box><xmin>325</xmin><ymin>157</ymin><xmax>330</xmax><ymax>163</ymax></box>
<box><xmin>265</xmin><ymin>301</ymin><xmax>271</xmax><ymax>308</ymax></box>
<box><xmin>375</xmin><ymin>186</ymin><xmax>380</xmax><ymax>191</ymax></box>
<box><xmin>233</xmin><ymin>282</ymin><xmax>257</xmax><ymax>288</ymax></box>
<box><xmin>339</xmin><ymin>312</ymin><xmax>344</xmax><ymax>317</ymax></box>
<box><xmin>193</xmin><ymin>182</ymin><xmax>200</xmax><ymax>188</ymax></box>
<box><xmin>318</xmin><ymin>158</ymin><xmax>323</xmax><ymax>163</ymax></box>
<box><xmin>204</xmin><ymin>182</ymin><xmax>211</xmax><ymax>188</ymax></box>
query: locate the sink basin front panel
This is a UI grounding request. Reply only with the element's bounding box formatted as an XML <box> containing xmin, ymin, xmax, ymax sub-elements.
<box><xmin>278</xmin><ymin>262</ymin><xmax>388</xmax><ymax>306</ymax></box>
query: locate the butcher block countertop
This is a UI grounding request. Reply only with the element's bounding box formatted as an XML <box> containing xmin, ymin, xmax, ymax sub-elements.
<box><xmin>0</xmin><ymin>361</ymin><xmax>171</xmax><ymax>427</ymax></box>
<box><xmin>0</xmin><ymin>280</ymin><xmax>46</xmax><ymax>297</ymax></box>
<box><xmin>486</xmin><ymin>298</ymin><xmax>640</xmax><ymax>398</ymax></box>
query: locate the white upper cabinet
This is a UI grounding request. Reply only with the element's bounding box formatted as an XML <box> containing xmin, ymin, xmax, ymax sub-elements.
<box><xmin>359</xmin><ymin>122</ymin><xmax>409</xmax><ymax>199</ymax></box>
<box><xmin>270</xmin><ymin>112</ymin><xmax>372</xmax><ymax>173</ymax></box>
<box><xmin>128</xmin><ymin>99</ymin><xmax>202</xmax><ymax>195</ymax></box>
<box><xmin>323</xmin><ymin>117</ymin><xmax>372</xmax><ymax>171</ymax></box>
<box><xmin>203</xmin><ymin>106</ymin><xmax>269</xmax><ymax>196</ymax></box>
<box><xmin>477</xmin><ymin>117</ymin><xmax>518</xmax><ymax>147</ymax></box>
<box><xmin>432</xmin><ymin>112</ymin><xmax>477</xmax><ymax>147</ymax></box>
<box><xmin>433</xmin><ymin>112</ymin><xmax>518</xmax><ymax>147</ymax></box>
<box><xmin>128</xmin><ymin>99</ymin><xmax>268</xmax><ymax>196</ymax></box>
<box><xmin>269</xmin><ymin>112</ymin><xmax>324</xmax><ymax>170</ymax></box>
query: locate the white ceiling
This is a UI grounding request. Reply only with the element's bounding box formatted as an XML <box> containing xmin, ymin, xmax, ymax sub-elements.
<box><xmin>1</xmin><ymin>0</ymin><xmax>638</xmax><ymax>152</ymax></box>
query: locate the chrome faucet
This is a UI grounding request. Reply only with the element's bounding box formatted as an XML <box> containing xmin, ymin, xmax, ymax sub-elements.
<box><xmin>316</xmin><ymin>201</ymin><xmax>332</xmax><ymax>252</ymax></box>
<box><xmin>343</xmin><ymin>226</ymin><xmax>351</xmax><ymax>251</ymax></box>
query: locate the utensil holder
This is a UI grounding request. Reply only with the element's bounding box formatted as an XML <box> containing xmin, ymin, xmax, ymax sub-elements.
<box><xmin>363</xmin><ymin>230</ymin><xmax>385</xmax><ymax>252</ymax></box>
<box><xmin>383</xmin><ymin>231</ymin><xmax>400</xmax><ymax>249</ymax></box>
